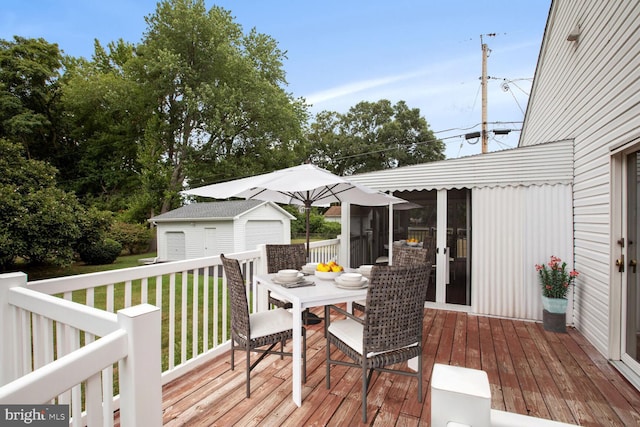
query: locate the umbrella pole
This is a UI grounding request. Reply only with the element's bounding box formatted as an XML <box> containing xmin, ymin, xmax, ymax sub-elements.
<box><xmin>305</xmin><ymin>202</ymin><xmax>311</xmax><ymax>261</ymax></box>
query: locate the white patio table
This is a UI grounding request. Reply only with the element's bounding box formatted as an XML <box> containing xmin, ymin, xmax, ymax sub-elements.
<box><xmin>253</xmin><ymin>272</ymin><xmax>368</xmax><ymax>407</ymax></box>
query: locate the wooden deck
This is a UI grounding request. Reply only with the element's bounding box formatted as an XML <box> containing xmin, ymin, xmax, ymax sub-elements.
<box><xmin>159</xmin><ymin>308</ymin><xmax>640</xmax><ymax>426</ymax></box>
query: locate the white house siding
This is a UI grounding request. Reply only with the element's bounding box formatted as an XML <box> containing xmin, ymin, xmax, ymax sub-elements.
<box><xmin>519</xmin><ymin>0</ymin><xmax>640</xmax><ymax>355</ymax></box>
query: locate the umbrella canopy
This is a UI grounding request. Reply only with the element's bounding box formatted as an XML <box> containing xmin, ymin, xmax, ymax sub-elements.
<box><xmin>182</xmin><ymin>164</ymin><xmax>406</xmax><ymax>257</ymax></box>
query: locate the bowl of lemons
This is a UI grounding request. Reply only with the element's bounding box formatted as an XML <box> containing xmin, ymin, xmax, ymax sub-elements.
<box><xmin>315</xmin><ymin>261</ymin><xmax>344</xmax><ymax>280</ymax></box>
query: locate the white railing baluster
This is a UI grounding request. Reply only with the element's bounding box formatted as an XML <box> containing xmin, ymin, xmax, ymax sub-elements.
<box><xmin>168</xmin><ymin>273</ymin><xmax>176</xmax><ymax>369</ymax></box>
<box><xmin>181</xmin><ymin>270</ymin><xmax>188</xmax><ymax>364</ymax></box>
<box><xmin>203</xmin><ymin>267</ymin><xmax>210</xmax><ymax>351</ymax></box>
<box><xmin>192</xmin><ymin>268</ymin><xmax>199</xmax><ymax>358</ymax></box>
<box><xmin>102</xmin><ymin>365</ymin><xmax>114</xmax><ymax>427</ymax></box>
<box><xmin>141</xmin><ymin>277</ymin><xmax>148</xmax><ymax>304</ymax></box>
<box><xmin>106</xmin><ymin>284</ymin><xmax>114</xmax><ymax>313</ymax></box>
<box><xmin>125</xmin><ymin>280</ymin><xmax>132</xmax><ymax>308</ymax></box>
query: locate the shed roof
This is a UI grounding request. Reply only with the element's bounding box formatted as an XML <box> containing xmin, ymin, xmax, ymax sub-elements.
<box><xmin>150</xmin><ymin>200</ymin><xmax>292</xmax><ymax>222</ymax></box>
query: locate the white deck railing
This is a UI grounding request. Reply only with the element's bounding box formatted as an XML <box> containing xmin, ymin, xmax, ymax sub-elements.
<box><xmin>0</xmin><ymin>239</ymin><xmax>340</xmax><ymax>426</ymax></box>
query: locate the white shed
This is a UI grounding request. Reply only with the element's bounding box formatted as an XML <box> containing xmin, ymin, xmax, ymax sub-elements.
<box><xmin>149</xmin><ymin>200</ymin><xmax>295</xmax><ymax>261</ymax></box>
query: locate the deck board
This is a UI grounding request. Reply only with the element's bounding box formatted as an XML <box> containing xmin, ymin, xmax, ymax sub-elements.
<box><xmin>153</xmin><ymin>308</ymin><xmax>640</xmax><ymax>426</ymax></box>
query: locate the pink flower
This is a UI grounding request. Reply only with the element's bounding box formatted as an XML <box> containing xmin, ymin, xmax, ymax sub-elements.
<box><xmin>570</xmin><ymin>270</ymin><xmax>579</xmax><ymax>277</ymax></box>
<box><xmin>535</xmin><ymin>264</ymin><xmax>543</xmax><ymax>271</ymax></box>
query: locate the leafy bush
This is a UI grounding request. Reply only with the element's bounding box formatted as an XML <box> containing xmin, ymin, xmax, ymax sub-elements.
<box><xmin>79</xmin><ymin>238</ymin><xmax>122</xmax><ymax>265</ymax></box>
<box><xmin>109</xmin><ymin>221</ymin><xmax>152</xmax><ymax>254</ymax></box>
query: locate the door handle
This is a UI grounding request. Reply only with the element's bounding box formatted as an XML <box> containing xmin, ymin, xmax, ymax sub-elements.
<box><xmin>630</xmin><ymin>259</ymin><xmax>637</xmax><ymax>273</ymax></box>
<box><xmin>616</xmin><ymin>254</ymin><xmax>625</xmax><ymax>272</ymax></box>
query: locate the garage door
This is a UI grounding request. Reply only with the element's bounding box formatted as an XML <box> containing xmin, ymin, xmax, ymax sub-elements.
<box><xmin>245</xmin><ymin>221</ymin><xmax>284</xmax><ymax>250</ymax></box>
<box><xmin>166</xmin><ymin>231</ymin><xmax>185</xmax><ymax>260</ymax></box>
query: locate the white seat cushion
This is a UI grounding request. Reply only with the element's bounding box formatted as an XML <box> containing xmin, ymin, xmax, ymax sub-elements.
<box><xmin>249</xmin><ymin>308</ymin><xmax>293</xmax><ymax>339</ymax></box>
<box><xmin>269</xmin><ymin>291</ymin><xmax>289</xmax><ymax>303</ymax></box>
<box><xmin>328</xmin><ymin>318</ymin><xmax>365</xmax><ymax>354</ymax></box>
<box><xmin>328</xmin><ymin>318</ymin><xmax>418</xmax><ymax>357</ymax></box>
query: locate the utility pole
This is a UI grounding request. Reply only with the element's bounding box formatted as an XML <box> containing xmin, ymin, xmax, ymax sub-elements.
<box><xmin>480</xmin><ymin>33</ymin><xmax>495</xmax><ymax>154</ymax></box>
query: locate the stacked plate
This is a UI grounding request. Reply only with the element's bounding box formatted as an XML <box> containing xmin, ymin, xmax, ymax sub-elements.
<box><xmin>273</xmin><ymin>269</ymin><xmax>304</xmax><ymax>285</ymax></box>
<box><xmin>334</xmin><ymin>272</ymin><xmax>368</xmax><ymax>289</ymax></box>
<box><xmin>301</xmin><ymin>263</ymin><xmax>318</xmax><ymax>275</ymax></box>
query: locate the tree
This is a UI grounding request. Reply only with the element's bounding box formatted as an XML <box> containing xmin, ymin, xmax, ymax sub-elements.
<box><xmin>0</xmin><ymin>37</ymin><xmax>72</xmax><ymax>172</ymax></box>
<box><xmin>130</xmin><ymin>0</ymin><xmax>308</xmax><ymax>214</ymax></box>
<box><xmin>0</xmin><ymin>139</ymin><xmax>84</xmax><ymax>269</ymax></box>
<box><xmin>306</xmin><ymin>100</ymin><xmax>445</xmax><ymax>175</ymax></box>
<box><xmin>61</xmin><ymin>40</ymin><xmax>145</xmax><ymax>210</ymax></box>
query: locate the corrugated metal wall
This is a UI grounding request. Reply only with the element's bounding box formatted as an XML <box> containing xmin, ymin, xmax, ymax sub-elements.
<box><xmin>473</xmin><ymin>184</ymin><xmax>574</xmax><ymax>320</ymax></box>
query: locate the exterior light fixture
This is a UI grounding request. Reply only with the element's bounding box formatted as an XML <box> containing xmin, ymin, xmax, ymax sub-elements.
<box><xmin>567</xmin><ymin>25</ymin><xmax>580</xmax><ymax>42</ymax></box>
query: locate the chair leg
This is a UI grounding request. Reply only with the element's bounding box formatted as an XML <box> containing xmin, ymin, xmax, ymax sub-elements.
<box><xmin>325</xmin><ymin>306</ymin><xmax>331</xmax><ymax>389</ymax></box>
<box><xmin>302</xmin><ymin>327</ymin><xmax>307</xmax><ymax>382</ymax></box>
<box><xmin>362</xmin><ymin>364</ymin><xmax>368</xmax><ymax>423</ymax></box>
<box><xmin>246</xmin><ymin>347</ymin><xmax>251</xmax><ymax>398</ymax></box>
<box><xmin>230</xmin><ymin>339</ymin><xmax>235</xmax><ymax>370</ymax></box>
<box><xmin>418</xmin><ymin>352</ymin><xmax>423</xmax><ymax>403</ymax></box>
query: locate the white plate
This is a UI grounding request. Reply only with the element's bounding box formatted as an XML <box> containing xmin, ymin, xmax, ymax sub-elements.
<box><xmin>335</xmin><ymin>282</ymin><xmax>368</xmax><ymax>290</ymax></box>
<box><xmin>301</xmin><ymin>267</ymin><xmax>316</xmax><ymax>275</ymax></box>
<box><xmin>335</xmin><ymin>275</ymin><xmax>369</xmax><ymax>288</ymax></box>
<box><xmin>274</xmin><ymin>272</ymin><xmax>304</xmax><ymax>283</ymax></box>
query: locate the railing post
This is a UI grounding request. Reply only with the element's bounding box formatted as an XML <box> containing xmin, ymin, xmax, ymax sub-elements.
<box><xmin>117</xmin><ymin>304</ymin><xmax>162</xmax><ymax>427</ymax></box>
<box><xmin>0</xmin><ymin>272</ymin><xmax>27</xmax><ymax>386</ymax></box>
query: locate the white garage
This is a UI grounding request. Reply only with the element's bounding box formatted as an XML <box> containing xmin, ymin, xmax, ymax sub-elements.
<box><xmin>149</xmin><ymin>200</ymin><xmax>295</xmax><ymax>261</ymax></box>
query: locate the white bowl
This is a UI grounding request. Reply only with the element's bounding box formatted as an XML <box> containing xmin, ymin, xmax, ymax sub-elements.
<box><xmin>315</xmin><ymin>271</ymin><xmax>342</xmax><ymax>280</ymax></box>
<box><xmin>358</xmin><ymin>265</ymin><xmax>373</xmax><ymax>274</ymax></box>
<box><xmin>407</xmin><ymin>241</ymin><xmax>419</xmax><ymax>247</ymax></box>
<box><xmin>277</xmin><ymin>269</ymin><xmax>300</xmax><ymax>279</ymax></box>
<box><xmin>304</xmin><ymin>262</ymin><xmax>319</xmax><ymax>270</ymax></box>
<box><xmin>335</xmin><ymin>275</ymin><xmax>368</xmax><ymax>288</ymax></box>
<box><xmin>340</xmin><ymin>273</ymin><xmax>363</xmax><ymax>283</ymax></box>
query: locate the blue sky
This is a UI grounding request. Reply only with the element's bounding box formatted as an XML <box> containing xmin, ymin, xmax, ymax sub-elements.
<box><xmin>1</xmin><ymin>0</ymin><xmax>551</xmax><ymax>158</ymax></box>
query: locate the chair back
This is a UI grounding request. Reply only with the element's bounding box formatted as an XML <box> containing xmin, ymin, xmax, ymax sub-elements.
<box><xmin>392</xmin><ymin>245</ymin><xmax>431</xmax><ymax>267</ymax></box>
<box><xmin>364</xmin><ymin>264</ymin><xmax>431</xmax><ymax>353</ymax></box>
<box><xmin>220</xmin><ymin>254</ymin><xmax>250</xmax><ymax>339</ymax></box>
<box><xmin>266</xmin><ymin>244</ymin><xmax>307</xmax><ymax>273</ymax></box>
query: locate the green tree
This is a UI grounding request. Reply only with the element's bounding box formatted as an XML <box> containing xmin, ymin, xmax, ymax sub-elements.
<box><xmin>0</xmin><ymin>139</ymin><xmax>84</xmax><ymax>269</ymax></box>
<box><xmin>0</xmin><ymin>37</ymin><xmax>72</xmax><ymax>172</ymax></box>
<box><xmin>131</xmin><ymin>0</ymin><xmax>308</xmax><ymax>214</ymax></box>
<box><xmin>61</xmin><ymin>40</ymin><xmax>145</xmax><ymax>210</ymax></box>
<box><xmin>307</xmin><ymin>99</ymin><xmax>445</xmax><ymax>175</ymax></box>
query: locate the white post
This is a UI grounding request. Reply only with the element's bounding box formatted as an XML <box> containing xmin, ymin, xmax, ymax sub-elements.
<box><xmin>0</xmin><ymin>272</ymin><xmax>27</xmax><ymax>386</ymax></box>
<box><xmin>117</xmin><ymin>304</ymin><xmax>162</xmax><ymax>427</ymax></box>
<box><xmin>431</xmin><ymin>364</ymin><xmax>491</xmax><ymax>427</ymax></box>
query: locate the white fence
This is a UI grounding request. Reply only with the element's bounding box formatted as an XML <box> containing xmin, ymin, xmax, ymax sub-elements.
<box><xmin>0</xmin><ymin>240</ymin><xmax>340</xmax><ymax>426</ymax></box>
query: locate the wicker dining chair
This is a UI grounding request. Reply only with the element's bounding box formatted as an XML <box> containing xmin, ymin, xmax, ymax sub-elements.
<box><xmin>353</xmin><ymin>245</ymin><xmax>431</xmax><ymax>313</ymax></box>
<box><xmin>325</xmin><ymin>264</ymin><xmax>431</xmax><ymax>423</ymax></box>
<box><xmin>265</xmin><ymin>244</ymin><xmax>307</xmax><ymax>310</ymax></box>
<box><xmin>220</xmin><ymin>254</ymin><xmax>306</xmax><ymax>398</ymax></box>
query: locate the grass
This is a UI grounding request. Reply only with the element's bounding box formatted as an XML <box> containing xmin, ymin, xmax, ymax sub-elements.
<box><xmin>16</xmin><ymin>252</ymin><xmax>158</xmax><ymax>281</ymax></box>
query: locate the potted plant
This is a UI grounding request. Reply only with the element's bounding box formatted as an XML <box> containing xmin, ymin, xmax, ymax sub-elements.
<box><xmin>535</xmin><ymin>256</ymin><xmax>578</xmax><ymax>331</ymax></box>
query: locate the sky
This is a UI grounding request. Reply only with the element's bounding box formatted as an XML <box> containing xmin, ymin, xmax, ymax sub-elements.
<box><xmin>0</xmin><ymin>0</ymin><xmax>551</xmax><ymax>159</ymax></box>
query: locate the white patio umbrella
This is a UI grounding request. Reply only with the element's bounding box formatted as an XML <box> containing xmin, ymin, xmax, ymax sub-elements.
<box><xmin>182</xmin><ymin>164</ymin><xmax>406</xmax><ymax>257</ymax></box>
